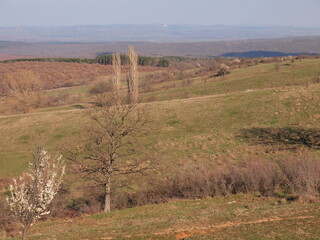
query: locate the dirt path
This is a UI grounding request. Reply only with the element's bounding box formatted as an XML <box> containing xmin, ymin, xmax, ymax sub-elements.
<box><xmin>173</xmin><ymin>215</ymin><xmax>315</xmax><ymax>239</ymax></box>
<box><xmin>100</xmin><ymin>215</ymin><xmax>316</xmax><ymax>239</ymax></box>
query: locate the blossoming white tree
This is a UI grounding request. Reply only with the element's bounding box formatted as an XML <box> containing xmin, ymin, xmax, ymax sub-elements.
<box><xmin>7</xmin><ymin>148</ymin><xmax>65</xmax><ymax>240</ymax></box>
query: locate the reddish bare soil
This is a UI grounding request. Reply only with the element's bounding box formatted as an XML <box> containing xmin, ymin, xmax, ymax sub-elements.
<box><xmin>173</xmin><ymin>216</ymin><xmax>315</xmax><ymax>239</ymax></box>
<box><xmin>0</xmin><ymin>61</ymin><xmax>160</xmax><ymax>89</ymax></box>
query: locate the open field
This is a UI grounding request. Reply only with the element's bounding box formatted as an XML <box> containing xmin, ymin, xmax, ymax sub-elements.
<box><xmin>6</xmin><ymin>194</ymin><xmax>320</xmax><ymax>240</ymax></box>
<box><xmin>0</xmin><ymin>58</ymin><xmax>319</xmax><ymax>239</ymax></box>
<box><xmin>0</xmin><ymin>59</ymin><xmax>319</xmax><ymax>176</ymax></box>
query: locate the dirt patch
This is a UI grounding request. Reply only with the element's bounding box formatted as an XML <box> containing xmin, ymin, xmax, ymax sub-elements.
<box><xmin>174</xmin><ymin>216</ymin><xmax>315</xmax><ymax>239</ymax></box>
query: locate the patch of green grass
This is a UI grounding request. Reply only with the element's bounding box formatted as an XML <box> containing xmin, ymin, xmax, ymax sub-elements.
<box><xmin>142</xmin><ymin>59</ymin><xmax>320</xmax><ymax>102</ymax></box>
<box><xmin>15</xmin><ymin>194</ymin><xmax>320</xmax><ymax>240</ymax></box>
<box><xmin>167</xmin><ymin>119</ymin><xmax>180</xmax><ymax>125</ymax></box>
<box><xmin>16</xmin><ymin>134</ymin><xmax>31</xmax><ymax>144</ymax></box>
<box><xmin>45</xmin><ymin>85</ymin><xmax>90</xmax><ymax>97</ymax></box>
<box><xmin>54</xmin><ymin>134</ymin><xmax>65</xmax><ymax>140</ymax></box>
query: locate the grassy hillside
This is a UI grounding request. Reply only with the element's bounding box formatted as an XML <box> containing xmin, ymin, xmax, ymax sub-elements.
<box><xmin>7</xmin><ymin>194</ymin><xmax>320</xmax><ymax>240</ymax></box>
<box><xmin>0</xmin><ymin>58</ymin><xmax>319</xmax><ymax>239</ymax></box>
<box><xmin>0</xmin><ymin>59</ymin><xmax>319</xmax><ymax>177</ymax></box>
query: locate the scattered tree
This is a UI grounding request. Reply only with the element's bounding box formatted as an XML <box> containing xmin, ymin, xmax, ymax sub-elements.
<box><xmin>232</xmin><ymin>58</ymin><xmax>241</xmax><ymax>64</ymax></box>
<box><xmin>7</xmin><ymin>148</ymin><xmax>65</xmax><ymax>240</ymax></box>
<box><xmin>70</xmin><ymin>93</ymin><xmax>151</xmax><ymax>212</ymax></box>
<box><xmin>216</xmin><ymin>63</ymin><xmax>230</xmax><ymax>77</ymax></box>
<box><xmin>127</xmin><ymin>46</ymin><xmax>139</xmax><ymax>103</ymax></box>
<box><xmin>111</xmin><ymin>53</ymin><xmax>122</xmax><ymax>92</ymax></box>
<box><xmin>2</xmin><ymin>70</ymin><xmax>43</xmax><ymax>113</ymax></box>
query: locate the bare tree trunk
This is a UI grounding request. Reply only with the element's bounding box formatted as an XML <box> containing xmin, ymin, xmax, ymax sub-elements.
<box><xmin>104</xmin><ymin>176</ymin><xmax>111</xmax><ymax>213</ymax></box>
<box><xmin>21</xmin><ymin>225</ymin><xmax>29</xmax><ymax>240</ymax></box>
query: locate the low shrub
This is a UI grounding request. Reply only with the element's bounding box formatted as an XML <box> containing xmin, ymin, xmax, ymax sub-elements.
<box><xmin>216</xmin><ymin>63</ymin><xmax>230</xmax><ymax>77</ymax></box>
<box><xmin>114</xmin><ymin>153</ymin><xmax>320</xmax><ymax>208</ymax></box>
<box><xmin>89</xmin><ymin>79</ymin><xmax>113</xmax><ymax>95</ymax></box>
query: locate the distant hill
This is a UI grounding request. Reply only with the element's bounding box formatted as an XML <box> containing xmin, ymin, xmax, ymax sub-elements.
<box><xmin>0</xmin><ymin>25</ymin><xmax>320</xmax><ymax>42</ymax></box>
<box><xmin>220</xmin><ymin>51</ymin><xmax>319</xmax><ymax>58</ymax></box>
<box><xmin>1</xmin><ymin>36</ymin><xmax>320</xmax><ymax>59</ymax></box>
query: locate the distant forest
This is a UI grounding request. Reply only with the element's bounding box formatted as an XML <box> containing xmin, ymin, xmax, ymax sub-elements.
<box><xmin>0</xmin><ymin>55</ymin><xmax>170</xmax><ymax>67</ymax></box>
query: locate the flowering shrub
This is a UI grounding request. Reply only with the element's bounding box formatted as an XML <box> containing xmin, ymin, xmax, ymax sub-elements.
<box><xmin>7</xmin><ymin>148</ymin><xmax>65</xmax><ymax>240</ymax></box>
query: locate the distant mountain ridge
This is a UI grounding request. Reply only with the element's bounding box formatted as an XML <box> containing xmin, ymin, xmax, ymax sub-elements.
<box><xmin>1</xmin><ymin>36</ymin><xmax>320</xmax><ymax>59</ymax></box>
<box><xmin>0</xmin><ymin>24</ymin><xmax>320</xmax><ymax>42</ymax></box>
<box><xmin>220</xmin><ymin>51</ymin><xmax>319</xmax><ymax>58</ymax></box>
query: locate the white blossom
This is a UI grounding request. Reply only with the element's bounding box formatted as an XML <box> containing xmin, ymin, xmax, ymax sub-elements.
<box><xmin>7</xmin><ymin>148</ymin><xmax>65</xmax><ymax>240</ymax></box>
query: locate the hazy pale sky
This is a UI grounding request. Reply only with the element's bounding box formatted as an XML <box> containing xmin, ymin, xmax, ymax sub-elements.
<box><xmin>0</xmin><ymin>0</ymin><xmax>319</xmax><ymax>27</ymax></box>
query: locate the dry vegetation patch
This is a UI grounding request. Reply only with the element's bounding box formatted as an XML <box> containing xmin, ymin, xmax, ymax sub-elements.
<box><xmin>0</xmin><ymin>62</ymin><xmax>158</xmax><ymax>90</ymax></box>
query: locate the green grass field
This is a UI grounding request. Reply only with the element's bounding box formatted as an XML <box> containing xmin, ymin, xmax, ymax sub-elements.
<box><xmin>1</xmin><ymin>59</ymin><xmax>319</xmax><ymax>177</ymax></box>
<box><xmin>7</xmin><ymin>194</ymin><xmax>320</xmax><ymax>240</ymax></box>
<box><xmin>1</xmin><ymin>58</ymin><xmax>320</xmax><ymax>239</ymax></box>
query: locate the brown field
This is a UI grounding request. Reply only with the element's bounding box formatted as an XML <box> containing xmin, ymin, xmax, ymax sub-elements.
<box><xmin>0</xmin><ymin>61</ymin><xmax>161</xmax><ymax>89</ymax></box>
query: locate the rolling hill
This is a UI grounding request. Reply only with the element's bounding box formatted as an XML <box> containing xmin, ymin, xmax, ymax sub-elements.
<box><xmin>1</xmin><ymin>36</ymin><xmax>320</xmax><ymax>59</ymax></box>
<box><xmin>0</xmin><ymin>58</ymin><xmax>319</xmax><ymax>239</ymax></box>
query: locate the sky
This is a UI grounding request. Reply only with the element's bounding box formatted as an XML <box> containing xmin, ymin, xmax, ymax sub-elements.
<box><xmin>0</xmin><ymin>0</ymin><xmax>319</xmax><ymax>27</ymax></box>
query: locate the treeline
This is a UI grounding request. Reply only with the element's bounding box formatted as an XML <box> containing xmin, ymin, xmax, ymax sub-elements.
<box><xmin>1</xmin><ymin>55</ymin><xmax>170</xmax><ymax>67</ymax></box>
<box><xmin>95</xmin><ymin>55</ymin><xmax>169</xmax><ymax>67</ymax></box>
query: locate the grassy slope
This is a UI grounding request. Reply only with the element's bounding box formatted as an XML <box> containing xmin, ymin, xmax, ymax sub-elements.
<box><xmin>8</xmin><ymin>194</ymin><xmax>320</xmax><ymax>240</ymax></box>
<box><xmin>0</xmin><ymin>60</ymin><xmax>319</xmax><ymax>178</ymax></box>
<box><xmin>1</xmin><ymin>85</ymin><xmax>319</xmax><ymax>177</ymax></box>
<box><xmin>142</xmin><ymin>59</ymin><xmax>320</xmax><ymax>101</ymax></box>
<box><xmin>1</xmin><ymin>59</ymin><xmax>320</xmax><ymax>239</ymax></box>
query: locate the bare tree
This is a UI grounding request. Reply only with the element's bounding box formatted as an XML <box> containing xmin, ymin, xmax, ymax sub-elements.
<box><xmin>127</xmin><ymin>46</ymin><xmax>139</xmax><ymax>103</ymax></box>
<box><xmin>2</xmin><ymin>70</ymin><xmax>43</xmax><ymax>113</ymax></box>
<box><xmin>7</xmin><ymin>148</ymin><xmax>65</xmax><ymax>240</ymax></box>
<box><xmin>111</xmin><ymin>53</ymin><xmax>122</xmax><ymax>92</ymax></box>
<box><xmin>70</xmin><ymin>94</ymin><xmax>151</xmax><ymax>212</ymax></box>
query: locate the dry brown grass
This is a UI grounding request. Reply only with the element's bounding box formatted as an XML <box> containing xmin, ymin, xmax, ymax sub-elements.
<box><xmin>0</xmin><ymin>62</ymin><xmax>159</xmax><ymax>91</ymax></box>
<box><xmin>1</xmin><ymin>70</ymin><xmax>43</xmax><ymax>113</ymax></box>
<box><xmin>113</xmin><ymin>153</ymin><xmax>320</xmax><ymax>209</ymax></box>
